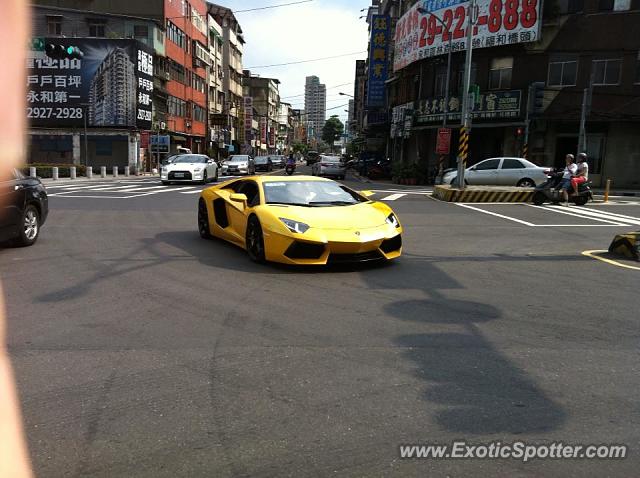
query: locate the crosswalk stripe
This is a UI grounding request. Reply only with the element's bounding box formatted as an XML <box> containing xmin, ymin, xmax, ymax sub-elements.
<box><xmin>179</xmin><ymin>189</ymin><xmax>205</xmax><ymax>194</ymax></box>
<box><xmin>381</xmin><ymin>193</ymin><xmax>406</xmax><ymax>201</ymax></box>
<box><xmin>131</xmin><ymin>186</ymin><xmax>196</xmax><ymax>196</ymax></box>
<box><xmin>549</xmin><ymin>206</ymin><xmax>640</xmax><ymax>225</ymax></box>
<box><xmin>530</xmin><ymin>205</ymin><xmax>626</xmax><ymax>225</ymax></box>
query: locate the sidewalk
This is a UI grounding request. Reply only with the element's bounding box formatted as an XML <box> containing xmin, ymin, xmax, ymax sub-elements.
<box><xmin>592</xmin><ymin>189</ymin><xmax>640</xmax><ymax>197</ymax></box>
<box><xmin>40</xmin><ymin>173</ymin><xmax>158</xmax><ymax>184</ymax></box>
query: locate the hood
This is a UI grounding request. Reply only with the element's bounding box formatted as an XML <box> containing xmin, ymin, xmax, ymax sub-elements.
<box><xmin>166</xmin><ymin>163</ymin><xmax>203</xmax><ymax>170</ymax></box>
<box><xmin>269</xmin><ymin>202</ymin><xmax>391</xmax><ymax>230</ymax></box>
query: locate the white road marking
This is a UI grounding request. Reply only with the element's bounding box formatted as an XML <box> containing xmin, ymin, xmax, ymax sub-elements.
<box><xmin>179</xmin><ymin>189</ymin><xmax>206</xmax><ymax>194</ymax></box>
<box><xmin>529</xmin><ymin>205</ymin><xmax>627</xmax><ymax>226</ymax></box>
<box><xmin>456</xmin><ymin>204</ymin><xmax>537</xmax><ymax>226</ymax></box>
<box><xmin>539</xmin><ymin>205</ymin><xmax>640</xmax><ymax>226</ymax></box>
<box><xmin>572</xmin><ymin>207</ymin><xmax>640</xmax><ymax>224</ymax></box>
<box><xmin>381</xmin><ymin>193</ymin><xmax>406</xmax><ymax>201</ymax></box>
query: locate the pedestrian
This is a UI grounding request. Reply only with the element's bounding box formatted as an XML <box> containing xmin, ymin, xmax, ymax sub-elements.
<box><xmin>558</xmin><ymin>154</ymin><xmax>577</xmax><ymax>206</ymax></box>
<box><xmin>571</xmin><ymin>152</ymin><xmax>589</xmax><ymax>196</ymax></box>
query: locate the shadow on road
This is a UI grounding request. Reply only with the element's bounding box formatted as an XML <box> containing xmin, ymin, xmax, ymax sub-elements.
<box><xmin>361</xmin><ymin>256</ymin><xmax>567</xmax><ymax>435</ymax></box>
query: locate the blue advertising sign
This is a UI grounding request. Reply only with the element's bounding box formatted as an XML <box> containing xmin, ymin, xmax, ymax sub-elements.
<box><xmin>150</xmin><ymin>135</ymin><xmax>170</xmax><ymax>153</ymax></box>
<box><xmin>366</xmin><ymin>15</ymin><xmax>391</xmax><ymax>108</ymax></box>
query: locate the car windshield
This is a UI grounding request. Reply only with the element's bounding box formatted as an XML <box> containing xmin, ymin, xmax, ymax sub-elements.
<box><xmin>263</xmin><ymin>180</ymin><xmax>365</xmax><ymax>207</ymax></box>
<box><xmin>255</xmin><ymin>157</ymin><xmax>268</xmax><ymax>164</ymax></box>
<box><xmin>321</xmin><ymin>156</ymin><xmax>341</xmax><ymax>163</ymax></box>
<box><xmin>172</xmin><ymin>155</ymin><xmax>207</xmax><ymax>164</ymax></box>
<box><xmin>228</xmin><ymin>156</ymin><xmax>249</xmax><ymax>163</ymax></box>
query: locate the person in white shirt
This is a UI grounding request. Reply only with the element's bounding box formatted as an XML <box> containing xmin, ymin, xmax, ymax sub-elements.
<box><xmin>558</xmin><ymin>154</ymin><xmax>577</xmax><ymax>206</ymax></box>
<box><xmin>571</xmin><ymin>152</ymin><xmax>589</xmax><ymax>196</ymax></box>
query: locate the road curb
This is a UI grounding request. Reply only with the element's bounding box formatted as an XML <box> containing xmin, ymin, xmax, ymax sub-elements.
<box><xmin>433</xmin><ymin>185</ymin><xmax>534</xmax><ymax>203</ymax></box>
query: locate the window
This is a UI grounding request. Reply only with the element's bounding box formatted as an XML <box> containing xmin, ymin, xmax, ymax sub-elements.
<box><xmin>168</xmin><ymin>96</ymin><xmax>186</xmax><ymax>117</ymax></box>
<box><xmin>88</xmin><ymin>20</ymin><xmax>106</xmax><ymax>37</ymax></box>
<box><xmin>46</xmin><ymin>16</ymin><xmax>62</xmax><ymax>35</ymax></box>
<box><xmin>168</xmin><ymin>60</ymin><xmax>185</xmax><ymax>84</ymax></box>
<box><xmin>488</xmin><ymin>57</ymin><xmax>513</xmax><ymax>90</ymax></box>
<box><xmin>548</xmin><ymin>60</ymin><xmax>578</xmax><ymax>87</ymax></box>
<box><xmin>193</xmin><ymin>104</ymin><xmax>206</xmax><ymax>123</ymax></box>
<box><xmin>613</xmin><ymin>0</ymin><xmax>631</xmax><ymax>10</ymax></box>
<box><xmin>502</xmin><ymin>159</ymin><xmax>525</xmax><ymax>169</ymax></box>
<box><xmin>592</xmin><ymin>59</ymin><xmax>622</xmax><ymax>86</ymax></box>
<box><xmin>166</xmin><ymin>21</ymin><xmax>187</xmax><ymax>50</ymax></box>
<box><xmin>456</xmin><ymin>63</ymin><xmax>477</xmax><ymax>94</ymax></box>
<box><xmin>133</xmin><ymin>25</ymin><xmax>149</xmax><ymax>39</ymax></box>
<box><xmin>434</xmin><ymin>67</ymin><xmax>447</xmax><ymax>97</ymax></box>
<box><xmin>474</xmin><ymin>159</ymin><xmax>501</xmax><ymax>170</ymax></box>
<box><xmin>566</xmin><ymin>0</ymin><xmax>584</xmax><ymax>13</ymax></box>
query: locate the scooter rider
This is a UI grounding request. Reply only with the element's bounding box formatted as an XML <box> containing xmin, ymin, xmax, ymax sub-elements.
<box><xmin>558</xmin><ymin>154</ymin><xmax>577</xmax><ymax>206</ymax></box>
<box><xmin>571</xmin><ymin>152</ymin><xmax>589</xmax><ymax>196</ymax></box>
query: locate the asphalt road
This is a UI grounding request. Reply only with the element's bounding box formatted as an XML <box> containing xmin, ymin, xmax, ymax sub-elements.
<box><xmin>1</xmin><ymin>166</ymin><xmax>639</xmax><ymax>477</ymax></box>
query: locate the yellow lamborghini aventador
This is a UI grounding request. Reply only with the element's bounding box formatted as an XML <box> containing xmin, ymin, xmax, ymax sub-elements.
<box><xmin>197</xmin><ymin>175</ymin><xmax>402</xmax><ymax>265</ymax></box>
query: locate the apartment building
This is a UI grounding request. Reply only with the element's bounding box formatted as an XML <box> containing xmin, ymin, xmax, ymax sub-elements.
<box><xmin>304</xmin><ymin>76</ymin><xmax>327</xmax><ymax>143</ymax></box>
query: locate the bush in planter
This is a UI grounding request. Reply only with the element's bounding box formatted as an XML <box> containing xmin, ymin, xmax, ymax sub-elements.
<box><xmin>20</xmin><ymin>163</ymin><xmax>87</xmax><ymax>178</ymax></box>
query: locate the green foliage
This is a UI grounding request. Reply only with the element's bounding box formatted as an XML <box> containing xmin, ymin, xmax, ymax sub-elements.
<box><xmin>292</xmin><ymin>142</ymin><xmax>309</xmax><ymax>154</ymax></box>
<box><xmin>20</xmin><ymin>164</ymin><xmax>87</xmax><ymax>178</ymax></box>
<box><xmin>321</xmin><ymin>116</ymin><xmax>344</xmax><ymax>145</ymax></box>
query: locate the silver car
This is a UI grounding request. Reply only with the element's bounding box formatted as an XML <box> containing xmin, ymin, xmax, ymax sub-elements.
<box><xmin>311</xmin><ymin>155</ymin><xmax>346</xmax><ymax>180</ymax></box>
<box><xmin>225</xmin><ymin>155</ymin><xmax>256</xmax><ymax>175</ymax></box>
<box><xmin>442</xmin><ymin>157</ymin><xmax>550</xmax><ymax>187</ymax></box>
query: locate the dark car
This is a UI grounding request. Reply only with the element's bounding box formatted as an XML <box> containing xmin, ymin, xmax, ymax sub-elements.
<box><xmin>305</xmin><ymin>150</ymin><xmax>320</xmax><ymax>166</ymax></box>
<box><xmin>254</xmin><ymin>156</ymin><xmax>273</xmax><ymax>172</ymax></box>
<box><xmin>268</xmin><ymin>155</ymin><xmax>285</xmax><ymax>168</ymax></box>
<box><xmin>1</xmin><ymin>169</ymin><xmax>49</xmax><ymax>247</ymax></box>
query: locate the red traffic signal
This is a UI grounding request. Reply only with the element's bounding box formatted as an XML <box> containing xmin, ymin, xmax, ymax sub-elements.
<box><xmin>516</xmin><ymin>127</ymin><xmax>524</xmax><ymax>136</ymax></box>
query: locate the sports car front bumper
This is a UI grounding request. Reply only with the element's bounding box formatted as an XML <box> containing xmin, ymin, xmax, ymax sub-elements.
<box><xmin>262</xmin><ymin>225</ymin><xmax>402</xmax><ymax>265</ymax></box>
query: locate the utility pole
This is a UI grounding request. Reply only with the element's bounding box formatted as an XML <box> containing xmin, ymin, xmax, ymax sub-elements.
<box><xmin>578</xmin><ymin>73</ymin><xmax>593</xmax><ymax>154</ymax></box>
<box><xmin>456</xmin><ymin>0</ymin><xmax>477</xmax><ymax>189</ymax></box>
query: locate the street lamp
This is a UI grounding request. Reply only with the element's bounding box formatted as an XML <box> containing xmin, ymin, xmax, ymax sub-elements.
<box><xmin>338</xmin><ymin>92</ymin><xmax>354</xmax><ymax>98</ymax></box>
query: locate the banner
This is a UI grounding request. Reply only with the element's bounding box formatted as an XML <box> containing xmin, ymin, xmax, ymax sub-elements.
<box><xmin>415</xmin><ymin>89</ymin><xmax>522</xmax><ymax>124</ymax></box>
<box><xmin>244</xmin><ymin>96</ymin><xmax>253</xmax><ymax>142</ymax></box>
<box><xmin>27</xmin><ymin>38</ymin><xmax>153</xmax><ymax>129</ymax></box>
<box><xmin>260</xmin><ymin>117</ymin><xmax>268</xmax><ymax>144</ymax></box>
<box><xmin>394</xmin><ymin>0</ymin><xmax>542</xmax><ymax>72</ymax></box>
<box><xmin>366</xmin><ymin>15</ymin><xmax>391</xmax><ymax>108</ymax></box>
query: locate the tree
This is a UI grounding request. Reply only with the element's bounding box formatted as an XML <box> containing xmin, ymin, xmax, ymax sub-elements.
<box><xmin>322</xmin><ymin>115</ymin><xmax>344</xmax><ymax>146</ymax></box>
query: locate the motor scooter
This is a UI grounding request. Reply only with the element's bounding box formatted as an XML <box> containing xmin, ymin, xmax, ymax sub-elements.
<box><xmin>285</xmin><ymin>162</ymin><xmax>296</xmax><ymax>176</ymax></box>
<box><xmin>532</xmin><ymin>170</ymin><xmax>593</xmax><ymax>206</ymax></box>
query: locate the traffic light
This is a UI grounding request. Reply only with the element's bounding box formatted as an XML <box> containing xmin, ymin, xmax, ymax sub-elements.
<box><xmin>516</xmin><ymin>127</ymin><xmax>524</xmax><ymax>137</ymax></box>
<box><xmin>529</xmin><ymin>82</ymin><xmax>545</xmax><ymax>116</ymax></box>
<box><xmin>45</xmin><ymin>43</ymin><xmax>84</xmax><ymax>60</ymax></box>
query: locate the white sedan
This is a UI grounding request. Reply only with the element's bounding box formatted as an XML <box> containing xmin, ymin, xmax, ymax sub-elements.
<box><xmin>443</xmin><ymin>157</ymin><xmax>550</xmax><ymax>187</ymax></box>
<box><xmin>161</xmin><ymin>154</ymin><xmax>218</xmax><ymax>184</ymax></box>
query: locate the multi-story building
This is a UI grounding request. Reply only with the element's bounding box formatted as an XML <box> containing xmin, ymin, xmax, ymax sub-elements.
<box><xmin>207</xmin><ymin>13</ymin><xmax>225</xmax><ymax>160</ymax></box>
<box><xmin>304</xmin><ymin>76</ymin><xmax>327</xmax><ymax>143</ymax></box>
<box><xmin>243</xmin><ymin>72</ymin><xmax>281</xmax><ymax>155</ymax></box>
<box><xmin>385</xmin><ymin>0</ymin><xmax>640</xmax><ymax>186</ymax></box>
<box><xmin>277</xmin><ymin>102</ymin><xmax>294</xmax><ymax>154</ymax></box>
<box><xmin>208</xmin><ymin>3</ymin><xmax>245</xmax><ymax>155</ymax></box>
<box><xmin>35</xmin><ymin>0</ymin><xmax>211</xmax><ymax>157</ymax></box>
<box><xmin>29</xmin><ymin>4</ymin><xmax>163</xmax><ymax>169</ymax></box>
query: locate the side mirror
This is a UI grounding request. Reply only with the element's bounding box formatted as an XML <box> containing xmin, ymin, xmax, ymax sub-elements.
<box><xmin>207</xmin><ymin>159</ymin><xmax>214</xmax><ymax>164</ymax></box>
<box><xmin>230</xmin><ymin>193</ymin><xmax>248</xmax><ymax>204</ymax></box>
<box><xmin>359</xmin><ymin>190</ymin><xmax>375</xmax><ymax>198</ymax></box>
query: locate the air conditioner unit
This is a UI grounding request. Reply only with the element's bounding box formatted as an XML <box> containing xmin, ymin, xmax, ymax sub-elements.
<box><xmin>164</xmin><ymin>72</ymin><xmax>170</xmax><ymax>81</ymax></box>
<box><xmin>160</xmin><ymin>121</ymin><xmax>166</xmax><ymax>130</ymax></box>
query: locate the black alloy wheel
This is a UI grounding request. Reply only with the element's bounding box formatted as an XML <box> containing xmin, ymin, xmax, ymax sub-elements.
<box><xmin>202</xmin><ymin>171</ymin><xmax>208</xmax><ymax>184</ymax></box>
<box><xmin>198</xmin><ymin>200</ymin><xmax>212</xmax><ymax>239</ymax></box>
<box><xmin>532</xmin><ymin>191</ymin><xmax>546</xmax><ymax>206</ymax></box>
<box><xmin>246</xmin><ymin>216</ymin><xmax>266</xmax><ymax>263</ymax></box>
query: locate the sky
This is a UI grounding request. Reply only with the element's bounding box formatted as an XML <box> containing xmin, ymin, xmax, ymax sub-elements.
<box><xmin>217</xmin><ymin>0</ymin><xmax>372</xmax><ymax>124</ymax></box>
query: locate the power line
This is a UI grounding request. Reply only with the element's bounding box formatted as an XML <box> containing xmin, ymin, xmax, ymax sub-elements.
<box><xmin>280</xmin><ymin>82</ymin><xmax>353</xmax><ymax>99</ymax></box>
<box><xmin>235</xmin><ymin>0</ymin><xmax>315</xmax><ymax>13</ymax></box>
<box><xmin>246</xmin><ymin>51</ymin><xmax>366</xmax><ymax>69</ymax></box>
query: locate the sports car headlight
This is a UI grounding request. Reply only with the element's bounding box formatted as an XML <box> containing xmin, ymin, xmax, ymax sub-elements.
<box><xmin>280</xmin><ymin>218</ymin><xmax>310</xmax><ymax>234</ymax></box>
<box><xmin>386</xmin><ymin>213</ymin><xmax>400</xmax><ymax>228</ymax></box>
<box><xmin>194</xmin><ymin>167</ymin><xmax>203</xmax><ymax>172</ymax></box>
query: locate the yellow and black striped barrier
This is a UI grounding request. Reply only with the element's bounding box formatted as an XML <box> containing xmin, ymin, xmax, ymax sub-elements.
<box><xmin>458</xmin><ymin>127</ymin><xmax>469</xmax><ymax>167</ymax></box>
<box><xmin>433</xmin><ymin>185</ymin><xmax>534</xmax><ymax>203</ymax></box>
<box><xmin>522</xmin><ymin>143</ymin><xmax>528</xmax><ymax>160</ymax></box>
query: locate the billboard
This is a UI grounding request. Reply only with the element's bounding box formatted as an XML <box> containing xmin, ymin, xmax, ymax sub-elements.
<box><xmin>27</xmin><ymin>38</ymin><xmax>153</xmax><ymax>129</ymax></box>
<box><xmin>415</xmin><ymin>89</ymin><xmax>522</xmax><ymax>124</ymax></box>
<box><xmin>367</xmin><ymin>15</ymin><xmax>391</xmax><ymax>108</ymax></box>
<box><xmin>394</xmin><ymin>0</ymin><xmax>542</xmax><ymax>72</ymax></box>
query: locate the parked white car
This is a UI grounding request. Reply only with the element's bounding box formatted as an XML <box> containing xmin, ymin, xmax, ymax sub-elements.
<box><xmin>311</xmin><ymin>155</ymin><xmax>346</xmax><ymax>180</ymax></box>
<box><xmin>442</xmin><ymin>157</ymin><xmax>550</xmax><ymax>187</ymax></box>
<box><xmin>161</xmin><ymin>154</ymin><xmax>218</xmax><ymax>184</ymax></box>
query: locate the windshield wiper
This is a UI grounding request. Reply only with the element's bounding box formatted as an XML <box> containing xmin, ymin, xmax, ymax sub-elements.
<box><xmin>266</xmin><ymin>202</ymin><xmax>313</xmax><ymax>207</ymax></box>
<box><xmin>309</xmin><ymin>201</ymin><xmax>358</xmax><ymax>206</ymax></box>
